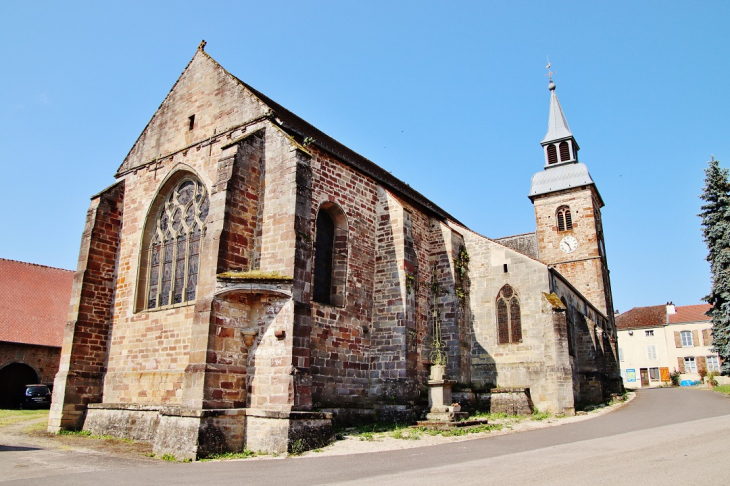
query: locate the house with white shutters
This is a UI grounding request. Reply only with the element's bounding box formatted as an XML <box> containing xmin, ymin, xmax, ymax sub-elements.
<box><xmin>615</xmin><ymin>303</ymin><xmax>719</xmax><ymax>387</ymax></box>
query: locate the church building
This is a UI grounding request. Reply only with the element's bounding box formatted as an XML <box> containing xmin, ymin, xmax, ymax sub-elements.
<box><xmin>49</xmin><ymin>43</ymin><xmax>622</xmax><ymax>459</ymax></box>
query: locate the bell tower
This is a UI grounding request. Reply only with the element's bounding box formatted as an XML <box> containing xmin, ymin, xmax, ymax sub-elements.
<box><xmin>529</xmin><ymin>77</ymin><xmax>614</xmax><ymax>317</ymax></box>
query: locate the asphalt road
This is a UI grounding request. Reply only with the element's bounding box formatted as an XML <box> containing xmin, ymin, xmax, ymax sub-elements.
<box><xmin>2</xmin><ymin>388</ymin><xmax>729</xmax><ymax>485</ymax></box>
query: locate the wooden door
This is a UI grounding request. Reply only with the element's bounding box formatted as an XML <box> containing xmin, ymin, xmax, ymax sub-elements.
<box><xmin>640</xmin><ymin>368</ymin><xmax>650</xmax><ymax>387</ymax></box>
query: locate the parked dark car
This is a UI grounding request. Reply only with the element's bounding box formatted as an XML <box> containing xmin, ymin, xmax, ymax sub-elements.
<box><xmin>21</xmin><ymin>384</ymin><xmax>51</xmax><ymax>409</ymax></box>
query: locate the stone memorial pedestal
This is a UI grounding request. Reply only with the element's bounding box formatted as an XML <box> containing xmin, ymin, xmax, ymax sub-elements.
<box><xmin>425</xmin><ymin>365</ymin><xmax>468</xmax><ymax>422</ymax></box>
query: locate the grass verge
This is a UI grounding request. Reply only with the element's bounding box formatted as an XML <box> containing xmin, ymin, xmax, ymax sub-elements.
<box><xmin>713</xmin><ymin>384</ymin><xmax>730</xmax><ymax>395</ymax></box>
<box><xmin>199</xmin><ymin>450</ymin><xmax>258</xmax><ymax>461</ymax></box>
<box><xmin>0</xmin><ymin>409</ymin><xmax>49</xmax><ymax>427</ymax></box>
<box><xmin>59</xmin><ymin>429</ymin><xmax>136</xmax><ymax>443</ymax></box>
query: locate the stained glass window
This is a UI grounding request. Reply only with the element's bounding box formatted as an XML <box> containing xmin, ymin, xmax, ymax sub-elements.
<box><xmin>146</xmin><ymin>178</ymin><xmax>209</xmax><ymax>309</ymax></box>
<box><xmin>510</xmin><ymin>298</ymin><xmax>522</xmax><ymax>343</ymax></box>
<box><xmin>497</xmin><ymin>299</ymin><xmax>509</xmax><ymax>344</ymax></box>
<box><xmin>496</xmin><ymin>285</ymin><xmax>522</xmax><ymax>344</ymax></box>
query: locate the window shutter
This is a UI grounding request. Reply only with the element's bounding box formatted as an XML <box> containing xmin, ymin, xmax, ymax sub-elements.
<box><xmin>702</xmin><ymin>329</ymin><xmax>712</xmax><ymax>346</ymax></box>
<box><xmin>697</xmin><ymin>356</ymin><xmax>707</xmax><ymax>374</ymax></box>
<box><xmin>674</xmin><ymin>331</ymin><xmax>682</xmax><ymax>348</ymax></box>
<box><xmin>547</xmin><ymin>145</ymin><xmax>558</xmax><ymax>164</ymax></box>
<box><xmin>559</xmin><ymin>141</ymin><xmax>570</xmax><ymax>162</ymax></box>
<box><xmin>692</xmin><ymin>330</ymin><xmax>700</xmax><ymax>347</ymax></box>
<box><xmin>677</xmin><ymin>357</ymin><xmax>686</xmax><ymax>373</ymax></box>
<box><xmin>660</xmin><ymin>367</ymin><xmax>670</xmax><ymax>382</ymax></box>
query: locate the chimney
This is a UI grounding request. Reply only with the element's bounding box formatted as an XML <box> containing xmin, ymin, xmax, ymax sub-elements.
<box><xmin>666</xmin><ymin>302</ymin><xmax>676</xmax><ymax>320</ymax></box>
<box><xmin>614</xmin><ymin>309</ymin><xmax>619</xmax><ymax>315</ymax></box>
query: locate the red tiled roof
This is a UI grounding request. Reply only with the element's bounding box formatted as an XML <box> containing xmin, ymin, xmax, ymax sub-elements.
<box><xmin>669</xmin><ymin>304</ymin><xmax>711</xmax><ymax>324</ymax></box>
<box><xmin>615</xmin><ymin>305</ymin><xmax>666</xmax><ymax>330</ymax></box>
<box><xmin>0</xmin><ymin>258</ymin><xmax>73</xmax><ymax>347</ymax></box>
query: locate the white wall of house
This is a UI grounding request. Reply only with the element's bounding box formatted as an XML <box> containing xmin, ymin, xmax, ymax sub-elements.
<box><xmin>664</xmin><ymin>321</ymin><xmax>718</xmax><ymax>382</ymax></box>
<box><xmin>618</xmin><ymin>326</ymin><xmax>671</xmax><ymax>388</ymax></box>
<box><xmin>618</xmin><ymin>319</ymin><xmax>719</xmax><ymax>388</ymax></box>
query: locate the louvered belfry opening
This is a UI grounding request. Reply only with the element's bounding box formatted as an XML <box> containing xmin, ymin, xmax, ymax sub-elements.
<box><xmin>557</xmin><ymin>206</ymin><xmax>572</xmax><ymax>232</ymax></box>
<box><xmin>559</xmin><ymin>141</ymin><xmax>570</xmax><ymax>162</ymax></box>
<box><xmin>547</xmin><ymin>144</ymin><xmax>558</xmax><ymax>165</ymax></box>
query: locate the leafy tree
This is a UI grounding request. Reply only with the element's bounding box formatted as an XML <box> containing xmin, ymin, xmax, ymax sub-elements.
<box><xmin>699</xmin><ymin>156</ymin><xmax>730</xmax><ymax>374</ymax></box>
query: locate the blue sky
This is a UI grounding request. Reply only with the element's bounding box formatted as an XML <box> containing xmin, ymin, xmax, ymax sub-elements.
<box><xmin>1</xmin><ymin>1</ymin><xmax>728</xmax><ymax>312</ymax></box>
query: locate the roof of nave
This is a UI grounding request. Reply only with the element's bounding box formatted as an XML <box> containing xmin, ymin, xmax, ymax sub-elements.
<box><xmin>615</xmin><ymin>305</ymin><xmax>666</xmax><ymax>330</ymax></box>
<box><xmin>0</xmin><ymin>258</ymin><xmax>73</xmax><ymax>347</ymax></box>
<box><xmin>118</xmin><ymin>44</ymin><xmax>462</xmax><ymax>226</ymax></box>
<box><xmin>668</xmin><ymin>304</ymin><xmax>711</xmax><ymax>324</ymax></box>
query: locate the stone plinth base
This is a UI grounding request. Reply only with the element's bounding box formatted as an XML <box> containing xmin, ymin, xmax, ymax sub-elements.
<box><xmin>84</xmin><ymin>403</ymin><xmax>247</xmax><ymax>460</ymax></box>
<box><xmin>490</xmin><ymin>387</ymin><xmax>534</xmax><ymax>416</ymax></box>
<box><xmin>424</xmin><ymin>411</ymin><xmax>469</xmax><ymax>422</ymax></box>
<box><xmin>416</xmin><ymin>417</ymin><xmax>489</xmax><ymax>430</ymax></box>
<box><xmin>245</xmin><ymin>409</ymin><xmax>333</xmax><ymax>454</ymax></box>
<box><xmin>82</xmin><ymin>404</ymin><xmax>333</xmax><ymax>460</ymax></box>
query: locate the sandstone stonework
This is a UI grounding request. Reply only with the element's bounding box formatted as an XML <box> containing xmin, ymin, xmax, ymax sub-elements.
<box><xmin>49</xmin><ymin>45</ymin><xmax>621</xmax><ymax>458</ymax></box>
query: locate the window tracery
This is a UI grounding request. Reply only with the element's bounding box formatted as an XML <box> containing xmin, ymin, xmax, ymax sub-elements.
<box><xmin>496</xmin><ymin>284</ymin><xmax>522</xmax><ymax>344</ymax></box>
<box><xmin>146</xmin><ymin>178</ymin><xmax>209</xmax><ymax>309</ymax></box>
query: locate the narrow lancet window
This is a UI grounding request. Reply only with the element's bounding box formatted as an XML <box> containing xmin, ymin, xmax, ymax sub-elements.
<box><xmin>557</xmin><ymin>206</ymin><xmax>572</xmax><ymax>232</ymax></box>
<box><xmin>312</xmin><ymin>202</ymin><xmax>348</xmax><ymax>306</ymax></box>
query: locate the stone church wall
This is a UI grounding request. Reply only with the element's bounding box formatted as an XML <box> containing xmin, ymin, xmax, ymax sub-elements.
<box><xmin>455</xmin><ymin>226</ymin><xmax>575</xmax><ymax>414</ymax></box>
<box><xmin>551</xmin><ymin>272</ymin><xmax>622</xmax><ymax>403</ymax></box>
<box><xmin>307</xmin><ymin>146</ymin><xmax>378</xmax><ymax>409</ymax></box>
<box><xmin>49</xmin><ymin>181</ymin><xmax>125</xmax><ymax>431</ymax></box>
<box><xmin>50</xmin><ymin>47</ymin><xmax>621</xmax><ymax>456</ymax></box>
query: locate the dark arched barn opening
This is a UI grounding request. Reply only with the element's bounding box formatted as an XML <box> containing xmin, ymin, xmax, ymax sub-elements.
<box><xmin>0</xmin><ymin>363</ymin><xmax>39</xmax><ymax>408</ymax></box>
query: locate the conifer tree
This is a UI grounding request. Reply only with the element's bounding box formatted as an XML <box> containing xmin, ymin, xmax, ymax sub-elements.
<box><xmin>699</xmin><ymin>156</ymin><xmax>730</xmax><ymax>374</ymax></box>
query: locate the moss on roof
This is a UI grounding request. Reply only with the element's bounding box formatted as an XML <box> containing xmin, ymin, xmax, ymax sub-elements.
<box><xmin>217</xmin><ymin>270</ymin><xmax>293</xmax><ymax>281</ymax></box>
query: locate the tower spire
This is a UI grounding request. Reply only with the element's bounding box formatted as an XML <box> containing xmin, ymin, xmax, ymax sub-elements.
<box><xmin>538</xmin><ymin>63</ymin><xmax>579</xmax><ymax>168</ymax></box>
<box><xmin>541</xmin><ymin>79</ymin><xmax>573</xmax><ymax>144</ymax></box>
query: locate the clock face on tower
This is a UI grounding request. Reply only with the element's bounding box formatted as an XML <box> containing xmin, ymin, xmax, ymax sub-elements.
<box><xmin>559</xmin><ymin>235</ymin><xmax>578</xmax><ymax>254</ymax></box>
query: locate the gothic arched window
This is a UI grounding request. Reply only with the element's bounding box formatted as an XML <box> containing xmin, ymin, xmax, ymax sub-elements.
<box><xmin>556</xmin><ymin>206</ymin><xmax>572</xmax><ymax>232</ymax></box>
<box><xmin>313</xmin><ymin>202</ymin><xmax>348</xmax><ymax>306</ymax></box>
<box><xmin>559</xmin><ymin>141</ymin><xmax>571</xmax><ymax>162</ymax></box>
<box><xmin>496</xmin><ymin>284</ymin><xmax>522</xmax><ymax>344</ymax></box>
<box><xmin>546</xmin><ymin>144</ymin><xmax>558</xmax><ymax>165</ymax></box>
<box><xmin>145</xmin><ymin>178</ymin><xmax>209</xmax><ymax>309</ymax></box>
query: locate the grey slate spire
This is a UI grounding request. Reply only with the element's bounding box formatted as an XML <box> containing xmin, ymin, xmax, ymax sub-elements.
<box><xmin>537</xmin><ymin>80</ymin><xmax>580</xmax><ymax>168</ymax></box>
<box><xmin>541</xmin><ymin>83</ymin><xmax>573</xmax><ymax>144</ymax></box>
<box><xmin>529</xmin><ymin>79</ymin><xmax>600</xmax><ymax>203</ymax></box>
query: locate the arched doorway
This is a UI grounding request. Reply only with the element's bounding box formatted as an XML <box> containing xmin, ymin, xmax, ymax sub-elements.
<box><xmin>0</xmin><ymin>363</ymin><xmax>39</xmax><ymax>408</ymax></box>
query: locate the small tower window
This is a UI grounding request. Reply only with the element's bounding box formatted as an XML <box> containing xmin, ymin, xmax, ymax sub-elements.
<box><xmin>559</xmin><ymin>141</ymin><xmax>571</xmax><ymax>162</ymax></box>
<box><xmin>188</xmin><ymin>115</ymin><xmax>195</xmax><ymax>131</ymax></box>
<box><xmin>547</xmin><ymin>145</ymin><xmax>558</xmax><ymax>165</ymax></box>
<box><xmin>556</xmin><ymin>206</ymin><xmax>572</xmax><ymax>232</ymax></box>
